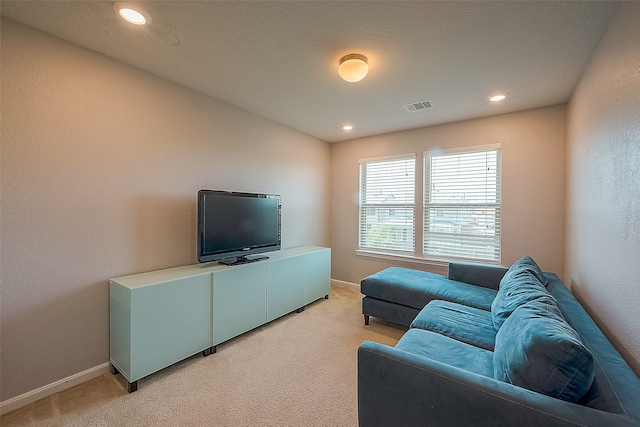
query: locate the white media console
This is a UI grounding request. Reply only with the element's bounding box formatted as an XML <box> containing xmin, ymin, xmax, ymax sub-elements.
<box><xmin>109</xmin><ymin>246</ymin><xmax>331</xmax><ymax>392</ymax></box>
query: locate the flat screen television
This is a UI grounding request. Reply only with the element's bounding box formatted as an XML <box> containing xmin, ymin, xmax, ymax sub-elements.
<box><xmin>197</xmin><ymin>189</ymin><xmax>281</xmax><ymax>265</ymax></box>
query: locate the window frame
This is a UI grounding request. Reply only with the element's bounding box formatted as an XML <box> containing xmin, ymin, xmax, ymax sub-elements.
<box><xmin>422</xmin><ymin>144</ymin><xmax>502</xmax><ymax>264</ymax></box>
<box><xmin>356</xmin><ymin>147</ymin><xmax>502</xmax><ymax>266</ymax></box>
<box><xmin>357</xmin><ymin>154</ymin><xmax>417</xmax><ymax>255</ymax></box>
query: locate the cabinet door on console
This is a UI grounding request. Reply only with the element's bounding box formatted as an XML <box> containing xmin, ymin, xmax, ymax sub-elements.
<box><xmin>267</xmin><ymin>256</ymin><xmax>305</xmax><ymax>322</ymax></box>
<box><xmin>303</xmin><ymin>248</ymin><xmax>331</xmax><ymax>304</ymax></box>
<box><xmin>129</xmin><ymin>274</ymin><xmax>212</xmax><ymax>382</ymax></box>
<box><xmin>212</xmin><ymin>263</ymin><xmax>267</xmax><ymax>345</ymax></box>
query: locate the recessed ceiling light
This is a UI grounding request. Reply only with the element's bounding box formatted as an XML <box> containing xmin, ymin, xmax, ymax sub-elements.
<box><xmin>342</xmin><ymin>125</ymin><xmax>354</xmax><ymax>131</ymax></box>
<box><xmin>489</xmin><ymin>94</ymin><xmax>507</xmax><ymax>102</ymax></box>
<box><xmin>114</xmin><ymin>2</ymin><xmax>151</xmax><ymax>26</ymax></box>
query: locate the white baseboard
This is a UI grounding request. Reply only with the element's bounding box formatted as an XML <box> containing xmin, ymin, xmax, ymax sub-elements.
<box><xmin>331</xmin><ymin>278</ymin><xmax>360</xmax><ymax>289</ymax></box>
<box><xmin>0</xmin><ymin>362</ymin><xmax>111</xmax><ymax>415</ymax></box>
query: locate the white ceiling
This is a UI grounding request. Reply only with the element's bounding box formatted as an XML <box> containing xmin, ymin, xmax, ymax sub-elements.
<box><xmin>1</xmin><ymin>1</ymin><xmax>620</xmax><ymax>143</ymax></box>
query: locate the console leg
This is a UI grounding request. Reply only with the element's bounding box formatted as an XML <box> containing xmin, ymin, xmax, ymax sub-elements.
<box><xmin>202</xmin><ymin>345</ymin><xmax>216</xmax><ymax>356</ymax></box>
<box><xmin>364</xmin><ymin>314</ymin><xmax>370</xmax><ymax>326</ymax></box>
<box><xmin>112</xmin><ymin>363</ymin><xmax>136</xmax><ymax>393</ymax></box>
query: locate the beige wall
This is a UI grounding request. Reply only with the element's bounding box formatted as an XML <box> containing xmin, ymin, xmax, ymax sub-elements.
<box><xmin>0</xmin><ymin>19</ymin><xmax>330</xmax><ymax>401</ymax></box>
<box><xmin>330</xmin><ymin>105</ymin><xmax>566</xmax><ymax>284</ymax></box>
<box><xmin>566</xmin><ymin>2</ymin><xmax>640</xmax><ymax>374</ymax></box>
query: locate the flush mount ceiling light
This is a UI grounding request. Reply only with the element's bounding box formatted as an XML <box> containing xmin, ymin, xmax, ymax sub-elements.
<box><xmin>114</xmin><ymin>2</ymin><xmax>151</xmax><ymax>26</ymax></box>
<box><xmin>338</xmin><ymin>54</ymin><xmax>369</xmax><ymax>83</ymax></box>
<box><xmin>342</xmin><ymin>125</ymin><xmax>354</xmax><ymax>131</ymax></box>
<box><xmin>489</xmin><ymin>93</ymin><xmax>507</xmax><ymax>102</ymax></box>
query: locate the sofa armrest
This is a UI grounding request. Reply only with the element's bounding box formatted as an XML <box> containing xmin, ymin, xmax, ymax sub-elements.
<box><xmin>358</xmin><ymin>341</ymin><xmax>635</xmax><ymax>427</ymax></box>
<box><xmin>447</xmin><ymin>262</ymin><xmax>508</xmax><ymax>290</ymax></box>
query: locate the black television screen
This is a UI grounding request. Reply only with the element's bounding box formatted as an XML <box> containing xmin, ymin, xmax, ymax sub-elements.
<box><xmin>197</xmin><ymin>190</ymin><xmax>281</xmax><ymax>264</ymax></box>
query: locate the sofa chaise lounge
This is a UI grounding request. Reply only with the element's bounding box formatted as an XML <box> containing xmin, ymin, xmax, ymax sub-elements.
<box><xmin>358</xmin><ymin>257</ymin><xmax>640</xmax><ymax>426</ymax></box>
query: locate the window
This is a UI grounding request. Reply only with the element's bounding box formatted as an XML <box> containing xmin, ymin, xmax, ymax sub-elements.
<box><xmin>359</xmin><ymin>155</ymin><xmax>415</xmax><ymax>253</ymax></box>
<box><xmin>423</xmin><ymin>146</ymin><xmax>501</xmax><ymax>263</ymax></box>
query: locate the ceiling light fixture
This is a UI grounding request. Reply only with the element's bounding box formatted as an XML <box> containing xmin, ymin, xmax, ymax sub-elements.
<box><xmin>489</xmin><ymin>93</ymin><xmax>507</xmax><ymax>102</ymax></box>
<box><xmin>342</xmin><ymin>125</ymin><xmax>354</xmax><ymax>131</ymax></box>
<box><xmin>114</xmin><ymin>2</ymin><xmax>151</xmax><ymax>26</ymax></box>
<box><xmin>338</xmin><ymin>54</ymin><xmax>369</xmax><ymax>83</ymax></box>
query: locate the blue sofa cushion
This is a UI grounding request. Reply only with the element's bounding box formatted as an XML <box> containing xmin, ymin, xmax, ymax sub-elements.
<box><xmin>491</xmin><ymin>257</ymin><xmax>555</xmax><ymax>329</ymax></box>
<box><xmin>501</xmin><ymin>255</ymin><xmax>548</xmax><ymax>287</ymax></box>
<box><xmin>491</xmin><ymin>279</ymin><xmax>556</xmax><ymax>330</ymax></box>
<box><xmin>494</xmin><ymin>299</ymin><xmax>595</xmax><ymax>403</ymax></box>
<box><xmin>361</xmin><ymin>267</ymin><xmax>497</xmax><ymax>311</ymax></box>
<box><xmin>411</xmin><ymin>300</ymin><xmax>496</xmax><ymax>350</ymax></box>
<box><xmin>396</xmin><ymin>328</ymin><xmax>494</xmax><ymax>378</ymax></box>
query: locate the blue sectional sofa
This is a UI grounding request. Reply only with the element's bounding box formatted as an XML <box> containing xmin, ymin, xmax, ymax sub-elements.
<box><xmin>358</xmin><ymin>258</ymin><xmax>640</xmax><ymax>426</ymax></box>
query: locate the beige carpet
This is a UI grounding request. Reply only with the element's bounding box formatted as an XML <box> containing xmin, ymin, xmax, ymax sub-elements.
<box><xmin>1</xmin><ymin>282</ymin><xmax>406</xmax><ymax>426</ymax></box>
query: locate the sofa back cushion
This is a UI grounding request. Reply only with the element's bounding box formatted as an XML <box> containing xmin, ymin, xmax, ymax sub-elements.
<box><xmin>501</xmin><ymin>255</ymin><xmax>548</xmax><ymax>286</ymax></box>
<box><xmin>493</xmin><ymin>299</ymin><xmax>595</xmax><ymax>403</ymax></box>
<box><xmin>491</xmin><ymin>256</ymin><xmax>552</xmax><ymax>329</ymax></box>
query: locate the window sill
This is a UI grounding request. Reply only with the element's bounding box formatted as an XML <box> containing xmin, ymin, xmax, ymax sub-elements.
<box><xmin>355</xmin><ymin>249</ymin><xmax>449</xmax><ymax>267</ymax></box>
<box><xmin>355</xmin><ymin>249</ymin><xmax>500</xmax><ymax>267</ymax></box>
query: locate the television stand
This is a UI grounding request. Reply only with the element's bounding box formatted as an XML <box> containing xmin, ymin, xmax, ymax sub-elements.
<box><xmin>219</xmin><ymin>255</ymin><xmax>269</xmax><ymax>265</ymax></box>
<box><xmin>110</xmin><ymin>246</ymin><xmax>330</xmax><ymax>392</ymax></box>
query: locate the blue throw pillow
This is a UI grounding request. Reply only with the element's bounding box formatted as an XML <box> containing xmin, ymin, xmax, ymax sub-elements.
<box><xmin>494</xmin><ymin>300</ymin><xmax>595</xmax><ymax>403</ymax></box>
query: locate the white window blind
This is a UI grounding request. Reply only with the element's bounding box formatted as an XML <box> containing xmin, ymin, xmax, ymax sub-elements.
<box><xmin>423</xmin><ymin>147</ymin><xmax>501</xmax><ymax>263</ymax></box>
<box><xmin>359</xmin><ymin>155</ymin><xmax>416</xmax><ymax>253</ymax></box>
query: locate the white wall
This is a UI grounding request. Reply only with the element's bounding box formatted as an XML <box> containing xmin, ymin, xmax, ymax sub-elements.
<box><xmin>330</xmin><ymin>105</ymin><xmax>566</xmax><ymax>283</ymax></box>
<box><xmin>0</xmin><ymin>18</ymin><xmax>330</xmax><ymax>402</ymax></box>
<box><xmin>566</xmin><ymin>2</ymin><xmax>640</xmax><ymax>375</ymax></box>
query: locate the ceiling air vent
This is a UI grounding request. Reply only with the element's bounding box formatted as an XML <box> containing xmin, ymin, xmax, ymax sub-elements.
<box><xmin>403</xmin><ymin>99</ymin><xmax>434</xmax><ymax>113</ymax></box>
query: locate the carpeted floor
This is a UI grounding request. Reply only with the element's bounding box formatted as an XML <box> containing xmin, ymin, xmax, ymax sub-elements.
<box><xmin>1</xmin><ymin>282</ymin><xmax>406</xmax><ymax>426</ymax></box>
